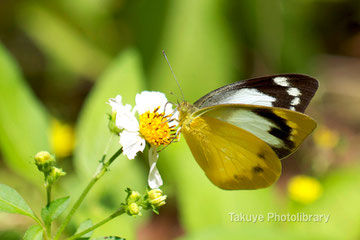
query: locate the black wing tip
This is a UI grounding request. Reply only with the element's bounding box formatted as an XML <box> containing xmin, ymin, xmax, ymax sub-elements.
<box><xmin>275</xmin><ymin>73</ymin><xmax>319</xmax><ymax>89</ymax></box>
<box><xmin>237</xmin><ymin>73</ymin><xmax>319</xmax><ymax>92</ymax></box>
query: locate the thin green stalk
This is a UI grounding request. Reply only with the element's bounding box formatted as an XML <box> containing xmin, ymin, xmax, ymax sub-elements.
<box><xmin>65</xmin><ymin>207</ymin><xmax>125</xmax><ymax>240</ymax></box>
<box><xmin>106</xmin><ymin>147</ymin><xmax>123</xmax><ymax>166</ymax></box>
<box><xmin>46</xmin><ymin>182</ymin><xmax>52</xmax><ymax>205</ymax></box>
<box><xmin>45</xmin><ymin>181</ymin><xmax>52</xmax><ymax>238</ymax></box>
<box><xmin>54</xmin><ymin>147</ymin><xmax>123</xmax><ymax>240</ymax></box>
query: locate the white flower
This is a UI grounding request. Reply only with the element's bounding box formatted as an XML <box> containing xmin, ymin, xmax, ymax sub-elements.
<box><xmin>108</xmin><ymin>91</ymin><xmax>178</xmax><ymax>189</ymax></box>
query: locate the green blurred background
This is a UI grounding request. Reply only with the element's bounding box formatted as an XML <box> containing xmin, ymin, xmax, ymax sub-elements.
<box><xmin>1</xmin><ymin>0</ymin><xmax>360</xmax><ymax>239</ymax></box>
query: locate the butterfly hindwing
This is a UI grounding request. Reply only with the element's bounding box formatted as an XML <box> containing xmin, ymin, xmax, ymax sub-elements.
<box><xmin>181</xmin><ymin>114</ymin><xmax>281</xmax><ymax>190</ymax></box>
<box><xmin>202</xmin><ymin>104</ymin><xmax>317</xmax><ymax>159</ymax></box>
<box><xmin>194</xmin><ymin>74</ymin><xmax>318</xmax><ymax>113</ymax></box>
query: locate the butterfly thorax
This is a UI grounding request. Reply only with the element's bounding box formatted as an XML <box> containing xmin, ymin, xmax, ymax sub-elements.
<box><xmin>177</xmin><ymin>101</ymin><xmax>198</xmax><ymax>128</ymax></box>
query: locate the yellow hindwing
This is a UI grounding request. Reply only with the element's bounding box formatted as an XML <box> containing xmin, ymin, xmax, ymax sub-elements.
<box><xmin>182</xmin><ymin>115</ymin><xmax>281</xmax><ymax>190</ymax></box>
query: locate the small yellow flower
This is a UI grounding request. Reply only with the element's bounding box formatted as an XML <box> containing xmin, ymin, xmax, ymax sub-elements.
<box><xmin>287</xmin><ymin>175</ymin><xmax>322</xmax><ymax>204</ymax></box>
<box><xmin>313</xmin><ymin>126</ymin><xmax>339</xmax><ymax>149</ymax></box>
<box><xmin>51</xmin><ymin>119</ymin><xmax>75</xmax><ymax>158</ymax></box>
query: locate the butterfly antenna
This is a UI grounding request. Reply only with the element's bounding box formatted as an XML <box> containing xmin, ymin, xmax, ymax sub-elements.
<box><xmin>169</xmin><ymin>91</ymin><xmax>182</xmax><ymax>103</ymax></box>
<box><xmin>162</xmin><ymin>50</ymin><xmax>185</xmax><ymax>101</ymax></box>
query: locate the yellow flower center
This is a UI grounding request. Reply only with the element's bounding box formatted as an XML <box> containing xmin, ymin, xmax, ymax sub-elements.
<box><xmin>139</xmin><ymin>107</ymin><xmax>177</xmax><ymax>147</ymax></box>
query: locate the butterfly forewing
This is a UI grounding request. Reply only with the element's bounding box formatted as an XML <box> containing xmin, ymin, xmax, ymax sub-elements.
<box><xmin>194</xmin><ymin>74</ymin><xmax>318</xmax><ymax>113</ymax></box>
<box><xmin>181</xmin><ymin>114</ymin><xmax>281</xmax><ymax>190</ymax></box>
<box><xmin>202</xmin><ymin>104</ymin><xmax>317</xmax><ymax>159</ymax></box>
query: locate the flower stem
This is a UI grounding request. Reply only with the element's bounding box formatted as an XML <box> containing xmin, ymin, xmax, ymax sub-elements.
<box><xmin>46</xmin><ymin>182</ymin><xmax>52</xmax><ymax>205</ymax></box>
<box><xmin>45</xmin><ymin>180</ymin><xmax>52</xmax><ymax>238</ymax></box>
<box><xmin>65</xmin><ymin>207</ymin><xmax>125</xmax><ymax>240</ymax></box>
<box><xmin>54</xmin><ymin>147</ymin><xmax>123</xmax><ymax>240</ymax></box>
<box><xmin>107</xmin><ymin>147</ymin><xmax>123</xmax><ymax>166</ymax></box>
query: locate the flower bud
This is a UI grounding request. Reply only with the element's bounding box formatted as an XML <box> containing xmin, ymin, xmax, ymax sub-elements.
<box><xmin>127</xmin><ymin>202</ymin><xmax>141</xmax><ymax>216</ymax></box>
<box><xmin>128</xmin><ymin>191</ymin><xmax>141</xmax><ymax>202</ymax></box>
<box><xmin>48</xmin><ymin>167</ymin><xmax>66</xmax><ymax>184</ymax></box>
<box><xmin>148</xmin><ymin>189</ymin><xmax>167</xmax><ymax>208</ymax></box>
<box><xmin>34</xmin><ymin>151</ymin><xmax>55</xmax><ymax>173</ymax></box>
<box><xmin>108</xmin><ymin>111</ymin><xmax>121</xmax><ymax>134</ymax></box>
<box><xmin>35</xmin><ymin>151</ymin><xmax>54</xmax><ymax>164</ymax></box>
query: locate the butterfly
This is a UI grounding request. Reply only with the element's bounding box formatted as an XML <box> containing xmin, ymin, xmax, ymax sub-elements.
<box><xmin>176</xmin><ymin>74</ymin><xmax>318</xmax><ymax>190</ymax></box>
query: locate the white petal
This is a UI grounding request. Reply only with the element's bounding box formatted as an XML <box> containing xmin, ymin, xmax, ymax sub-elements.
<box><xmin>120</xmin><ymin>130</ymin><xmax>145</xmax><ymax>160</ymax></box>
<box><xmin>108</xmin><ymin>95</ymin><xmax>139</xmax><ymax>131</ymax></box>
<box><xmin>148</xmin><ymin>146</ymin><xmax>163</xmax><ymax>189</ymax></box>
<box><xmin>108</xmin><ymin>95</ymin><xmax>123</xmax><ymax>112</ymax></box>
<box><xmin>135</xmin><ymin>91</ymin><xmax>170</xmax><ymax>115</ymax></box>
<box><xmin>115</xmin><ymin>104</ymin><xmax>139</xmax><ymax>132</ymax></box>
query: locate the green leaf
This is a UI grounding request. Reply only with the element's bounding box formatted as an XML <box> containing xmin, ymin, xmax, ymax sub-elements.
<box><xmin>281</xmin><ymin>1</ymin><xmax>319</xmax><ymax>73</ymax></box>
<box><xmin>0</xmin><ymin>43</ymin><xmax>50</xmax><ymax>184</ymax></box>
<box><xmin>75</xmin><ymin>219</ymin><xmax>93</xmax><ymax>239</ymax></box>
<box><xmin>92</xmin><ymin>237</ymin><xmax>125</xmax><ymax>240</ymax></box>
<box><xmin>18</xmin><ymin>3</ymin><xmax>110</xmax><ymax>78</ymax></box>
<box><xmin>41</xmin><ymin>196</ymin><xmax>70</xmax><ymax>225</ymax></box>
<box><xmin>23</xmin><ymin>225</ymin><xmax>44</xmax><ymax>240</ymax></box>
<box><xmin>0</xmin><ymin>184</ymin><xmax>34</xmax><ymax>218</ymax></box>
